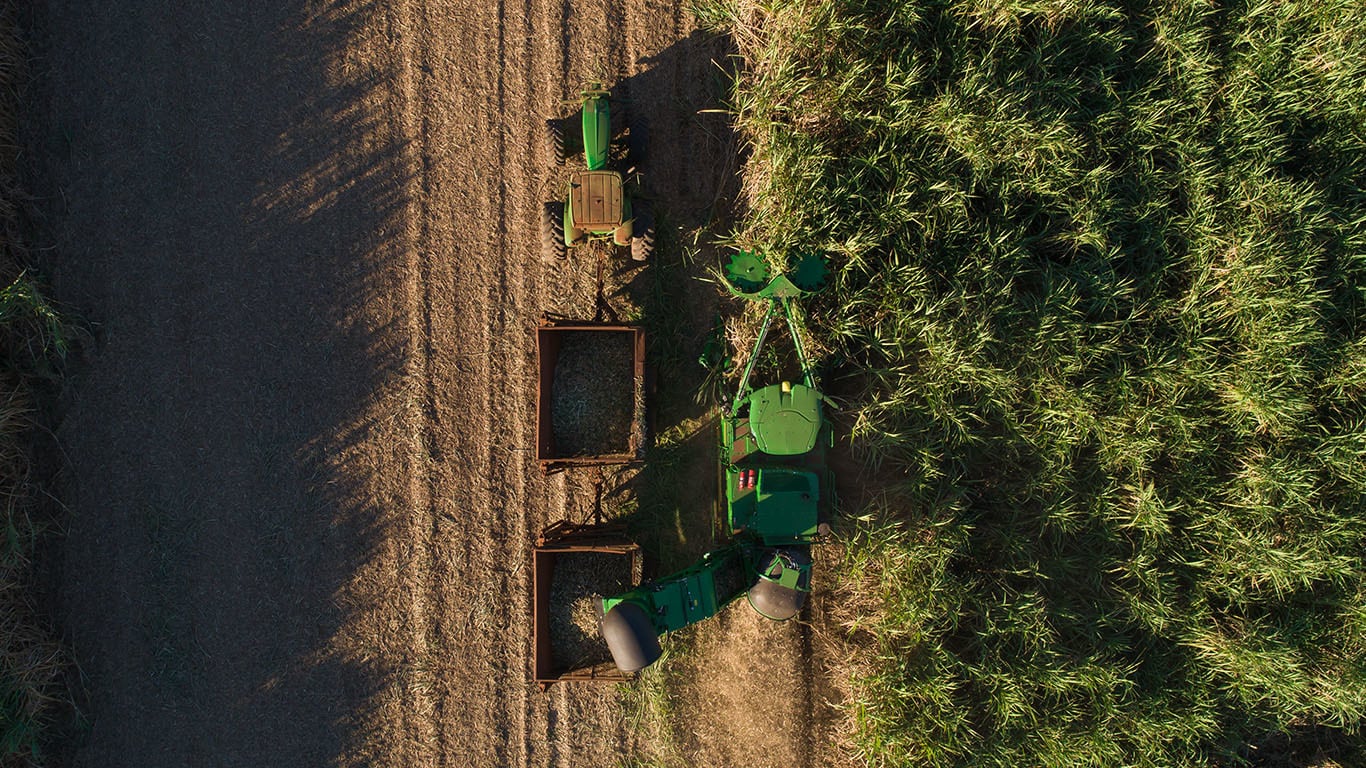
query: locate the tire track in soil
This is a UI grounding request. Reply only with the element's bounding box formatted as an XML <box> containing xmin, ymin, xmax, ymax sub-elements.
<box><xmin>409</xmin><ymin>0</ymin><xmax>491</xmax><ymax>759</ymax></box>
<box><xmin>401</xmin><ymin>0</ymin><xmax>447</xmax><ymax>761</ymax></box>
<box><xmin>407</xmin><ymin>0</ymin><xmax>572</xmax><ymax>762</ymax></box>
<box><xmin>487</xmin><ymin>0</ymin><xmax>535</xmax><ymax>758</ymax></box>
<box><xmin>527</xmin><ymin>0</ymin><xmax>576</xmax><ymax>751</ymax></box>
<box><xmin>411</xmin><ymin>0</ymin><xmax>504</xmax><ymax>762</ymax></box>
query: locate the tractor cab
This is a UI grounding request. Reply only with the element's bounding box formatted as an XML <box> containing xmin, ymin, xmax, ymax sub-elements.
<box><xmin>568</xmin><ymin>170</ymin><xmax>625</xmax><ymax>231</ymax></box>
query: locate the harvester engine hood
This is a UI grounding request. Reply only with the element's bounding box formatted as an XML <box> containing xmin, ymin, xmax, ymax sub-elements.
<box><xmin>746</xmin><ymin>382</ymin><xmax>823</xmax><ymax>456</ymax></box>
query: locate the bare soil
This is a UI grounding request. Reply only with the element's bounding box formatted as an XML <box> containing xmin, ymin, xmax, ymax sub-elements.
<box><xmin>23</xmin><ymin>0</ymin><xmax>847</xmax><ymax>766</ymax></box>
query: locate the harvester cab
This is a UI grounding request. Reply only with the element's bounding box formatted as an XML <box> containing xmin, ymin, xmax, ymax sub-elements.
<box><xmin>542</xmin><ymin>82</ymin><xmax>654</xmax><ymax>262</ymax></box>
<box><xmin>598</xmin><ymin>252</ymin><xmax>832</xmax><ymax>673</ymax></box>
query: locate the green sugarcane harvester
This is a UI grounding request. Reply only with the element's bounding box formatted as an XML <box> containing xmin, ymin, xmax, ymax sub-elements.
<box><xmin>599</xmin><ymin>252</ymin><xmax>833</xmax><ymax>672</ymax></box>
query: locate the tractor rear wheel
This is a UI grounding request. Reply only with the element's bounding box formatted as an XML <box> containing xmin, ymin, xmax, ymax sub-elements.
<box><xmin>541</xmin><ymin>202</ymin><xmax>567</xmax><ymax>261</ymax></box>
<box><xmin>612</xmin><ymin>218</ymin><xmax>633</xmax><ymax>247</ymax></box>
<box><xmin>545</xmin><ymin>119</ymin><xmax>567</xmax><ymax>165</ymax></box>
<box><xmin>630</xmin><ymin>201</ymin><xmax>655</xmax><ymax>262</ymax></box>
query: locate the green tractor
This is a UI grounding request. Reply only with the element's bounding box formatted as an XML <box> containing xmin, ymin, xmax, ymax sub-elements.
<box><xmin>599</xmin><ymin>253</ymin><xmax>832</xmax><ymax>672</ymax></box>
<box><xmin>542</xmin><ymin>82</ymin><xmax>654</xmax><ymax>262</ymax></box>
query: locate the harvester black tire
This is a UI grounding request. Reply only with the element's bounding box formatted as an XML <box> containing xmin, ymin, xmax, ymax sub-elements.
<box><xmin>627</xmin><ymin>116</ymin><xmax>648</xmax><ymax>169</ymax></box>
<box><xmin>545</xmin><ymin>119</ymin><xmax>568</xmax><ymax>165</ymax></box>
<box><xmin>630</xmin><ymin>202</ymin><xmax>655</xmax><ymax>262</ymax></box>
<box><xmin>601</xmin><ymin>602</ymin><xmax>662</xmax><ymax>673</ymax></box>
<box><xmin>542</xmin><ymin>202</ymin><xmax>567</xmax><ymax>261</ymax></box>
<box><xmin>746</xmin><ymin>548</ymin><xmax>812</xmax><ymax>621</ymax></box>
<box><xmin>747</xmin><ymin>578</ymin><xmax>805</xmax><ymax>621</ymax></box>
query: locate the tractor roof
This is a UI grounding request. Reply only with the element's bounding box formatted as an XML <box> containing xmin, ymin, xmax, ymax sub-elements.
<box><xmin>569</xmin><ymin>170</ymin><xmax>624</xmax><ymax>230</ymax></box>
<box><xmin>746</xmin><ymin>382</ymin><xmax>823</xmax><ymax>456</ymax></box>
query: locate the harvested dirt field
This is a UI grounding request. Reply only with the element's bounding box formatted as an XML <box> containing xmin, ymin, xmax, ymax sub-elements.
<box><xmin>23</xmin><ymin>0</ymin><xmax>845</xmax><ymax>766</ymax></box>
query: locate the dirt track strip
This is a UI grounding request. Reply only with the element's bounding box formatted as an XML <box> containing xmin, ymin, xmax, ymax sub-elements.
<box><xmin>32</xmin><ymin>0</ymin><xmax>836</xmax><ymax>764</ymax></box>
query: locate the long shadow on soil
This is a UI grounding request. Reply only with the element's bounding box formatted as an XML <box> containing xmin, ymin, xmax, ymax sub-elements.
<box><xmin>600</xmin><ymin>30</ymin><xmax>744</xmax><ymax>565</ymax></box>
<box><xmin>25</xmin><ymin>2</ymin><xmax>413</xmax><ymax>765</ymax></box>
